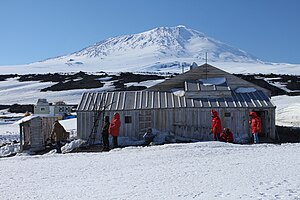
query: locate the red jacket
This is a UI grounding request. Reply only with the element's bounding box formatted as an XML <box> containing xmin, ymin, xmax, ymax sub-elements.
<box><xmin>220</xmin><ymin>129</ymin><xmax>234</xmax><ymax>143</ymax></box>
<box><xmin>211</xmin><ymin>110</ymin><xmax>222</xmax><ymax>134</ymax></box>
<box><xmin>109</xmin><ymin>113</ymin><xmax>121</xmax><ymax>136</ymax></box>
<box><xmin>249</xmin><ymin>112</ymin><xmax>261</xmax><ymax>134</ymax></box>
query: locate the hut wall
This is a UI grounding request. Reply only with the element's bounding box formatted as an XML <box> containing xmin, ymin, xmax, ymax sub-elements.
<box><xmin>77</xmin><ymin>111</ymin><xmax>96</xmax><ymax>140</ymax></box>
<box><xmin>41</xmin><ymin>117</ymin><xmax>58</xmax><ymax>142</ymax></box>
<box><xmin>78</xmin><ymin>110</ymin><xmax>142</xmax><ymax>140</ymax></box>
<box><xmin>78</xmin><ymin>107</ymin><xmax>276</xmax><ymax>142</ymax></box>
<box><xmin>29</xmin><ymin>118</ymin><xmax>44</xmax><ymax>151</ymax></box>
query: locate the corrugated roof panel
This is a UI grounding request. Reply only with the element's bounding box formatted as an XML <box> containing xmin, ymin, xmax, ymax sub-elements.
<box><xmin>87</xmin><ymin>93</ymin><xmax>96</xmax><ymax>111</ymax></box>
<box><xmin>160</xmin><ymin>92</ymin><xmax>167</xmax><ymax>108</ymax></box>
<box><xmin>173</xmin><ymin>95</ymin><xmax>180</xmax><ymax>108</ymax></box>
<box><xmin>166</xmin><ymin>93</ymin><xmax>173</xmax><ymax>108</ymax></box>
<box><xmin>124</xmin><ymin>92</ymin><xmax>134</xmax><ymax>110</ymax></box>
<box><xmin>201</xmin><ymin>98</ymin><xmax>210</xmax><ymax>107</ymax></box>
<box><xmin>137</xmin><ymin>91</ymin><xmax>142</xmax><ymax>109</ymax></box>
<box><xmin>144</xmin><ymin>91</ymin><xmax>149</xmax><ymax>108</ymax></box>
<box><xmin>237</xmin><ymin>93</ymin><xmax>250</xmax><ymax>107</ymax></box>
<box><xmin>217</xmin><ymin>98</ymin><xmax>226</xmax><ymax>107</ymax></box>
<box><xmin>186</xmin><ymin>98</ymin><xmax>194</xmax><ymax>107</ymax></box>
<box><xmin>209</xmin><ymin>99</ymin><xmax>218</xmax><ymax>107</ymax></box>
<box><xmin>96</xmin><ymin>93</ymin><xmax>104</xmax><ymax>110</ymax></box>
<box><xmin>102</xmin><ymin>93</ymin><xmax>109</xmax><ymax>110</ymax></box>
<box><xmin>231</xmin><ymin>92</ymin><xmax>243</xmax><ymax>107</ymax></box>
<box><xmin>256</xmin><ymin>90</ymin><xmax>273</xmax><ymax>107</ymax></box>
<box><xmin>171</xmin><ymin>94</ymin><xmax>175</xmax><ymax>108</ymax></box>
<box><xmin>193</xmin><ymin>99</ymin><xmax>200</xmax><ymax>107</ymax></box>
<box><xmin>246</xmin><ymin>93</ymin><xmax>258</xmax><ymax>107</ymax></box>
<box><xmin>142</xmin><ymin>91</ymin><xmax>149</xmax><ymax>109</ymax></box>
<box><xmin>108</xmin><ymin>92</ymin><xmax>115</xmax><ymax>111</ymax></box>
<box><xmin>78</xmin><ymin>93</ymin><xmax>88</xmax><ymax>111</ymax></box>
<box><xmin>224</xmin><ymin>97</ymin><xmax>234</xmax><ymax>107</ymax></box>
<box><xmin>182</xmin><ymin>96</ymin><xmax>186</xmax><ymax>107</ymax></box>
<box><xmin>151</xmin><ymin>91</ymin><xmax>155</xmax><ymax>109</ymax></box>
<box><xmin>77</xmin><ymin>90</ymin><xmax>275</xmax><ymax>111</ymax></box>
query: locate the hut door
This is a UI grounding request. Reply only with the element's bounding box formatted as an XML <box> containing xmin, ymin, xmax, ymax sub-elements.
<box><xmin>139</xmin><ymin>110</ymin><xmax>152</xmax><ymax>137</ymax></box>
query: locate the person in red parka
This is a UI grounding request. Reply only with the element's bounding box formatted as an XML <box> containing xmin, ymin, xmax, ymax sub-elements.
<box><xmin>211</xmin><ymin>109</ymin><xmax>222</xmax><ymax>141</ymax></box>
<box><xmin>220</xmin><ymin>128</ymin><xmax>234</xmax><ymax>143</ymax></box>
<box><xmin>249</xmin><ymin>111</ymin><xmax>261</xmax><ymax>144</ymax></box>
<box><xmin>109</xmin><ymin>112</ymin><xmax>121</xmax><ymax>148</ymax></box>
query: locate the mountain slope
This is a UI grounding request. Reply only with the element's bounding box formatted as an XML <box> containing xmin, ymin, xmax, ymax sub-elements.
<box><xmin>70</xmin><ymin>25</ymin><xmax>259</xmax><ymax>63</ymax></box>
<box><xmin>1</xmin><ymin>25</ymin><xmax>300</xmax><ymax>75</ymax></box>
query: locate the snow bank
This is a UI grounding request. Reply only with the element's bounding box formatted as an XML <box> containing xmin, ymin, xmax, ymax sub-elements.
<box><xmin>0</xmin><ymin>143</ymin><xmax>19</xmax><ymax>157</ymax></box>
<box><xmin>61</xmin><ymin>139</ymin><xmax>86</xmax><ymax>153</ymax></box>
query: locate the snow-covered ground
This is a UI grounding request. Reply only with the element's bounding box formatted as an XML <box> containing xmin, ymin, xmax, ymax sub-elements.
<box><xmin>0</xmin><ymin>142</ymin><xmax>300</xmax><ymax>200</ymax></box>
<box><xmin>0</xmin><ymin>76</ymin><xmax>165</xmax><ymax>104</ymax></box>
<box><xmin>272</xmin><ymin>95</ymin><xmax>300</xmax><ymax>127</ymax></box>
<box><xmin>1</xmin><ymin>60</ymin><xmax>300</xmax><ymax>75</ymax></box>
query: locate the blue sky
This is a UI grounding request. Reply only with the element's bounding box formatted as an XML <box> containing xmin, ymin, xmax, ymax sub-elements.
<box><xmin>0</xmin><ymin>0</ymin><xmax>299</xmax><ymax>65</ymax></box>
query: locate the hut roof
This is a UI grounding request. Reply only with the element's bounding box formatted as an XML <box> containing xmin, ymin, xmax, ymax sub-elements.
<box><xmin>77</xmin><ymin>90</ymin><xmax>275</xmax><ymax>112</ymax></box>
<box><xmin>78</xmin><ymin>64</ymin><xmax>275</xmax><ymax>112</ymax></box>
<box><xmin>15</xmin><ymin>114</ymin><xmax>53</xmax><ymax>125</ymax></box>
<box><xmin>147</xmin><ymin>63</ymin><xmax>271</xmax><ymax>96</ymax></box>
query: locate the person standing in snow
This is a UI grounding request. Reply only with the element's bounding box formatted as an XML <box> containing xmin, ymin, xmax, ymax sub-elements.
<box><xmin>249</xmin><ymin>111</ymin><xmax>261</xmax><ymax>144</ymax></box>
<box><xmin>50</xmin><ymin>120</ymin><xmax>67</xmax><ymax>153</ymax></box>
<box><xmin>211</xmin><ymin>109</ymin><xmax>222</xmax><ymax>141</ymax></box>
<box><xmin>109</xmin><ymin>112</ymin><xmax>121</xmax><ymax>148</ymax></box>
<box><xmin>102</xmin><ymin>116</ymin><xmax>110</xmax><ymax>151</ymax></box>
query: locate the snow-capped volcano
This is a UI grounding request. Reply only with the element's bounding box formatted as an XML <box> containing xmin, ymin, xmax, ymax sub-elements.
<box><xmin>1</xmin><ymin>25</ymin><xmax>300</xmax><ymax>75</ymax></box>
<box><xmin>71</xmin><ymin>25</ymin><xmax>258</xmax><ymax>63</ymax></box>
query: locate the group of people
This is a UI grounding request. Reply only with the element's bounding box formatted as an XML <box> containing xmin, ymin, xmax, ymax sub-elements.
<box><xmin>50</xmin><ymin>112</ymin><xmax>121</xmax><ymax>153</ymax></box>
<box><xmin>210</xmin><ymin>109</ymin><xmax>262</xmax><ymax>144</ymax></box>
<box><xmin>101</xmin><ymin>112</ymin><xmax>121</xmax><ymax>151</ymax></box>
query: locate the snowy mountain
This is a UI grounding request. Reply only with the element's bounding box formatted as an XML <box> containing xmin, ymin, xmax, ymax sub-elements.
<box><xmin>1</xmin><ymin>25</ymin><xmax>300</xmax><ymax>74</ymax></box>
<box><xmin>70</xmin><ymin>25</ymin><xmax>259</xmax><ymax>63</ymax></box>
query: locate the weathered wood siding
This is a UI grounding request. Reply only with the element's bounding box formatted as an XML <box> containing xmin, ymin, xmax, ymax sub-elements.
<box><xmin>78</xmin><ymin>107</ymin><xmax>276</xmax><ymax>141</ymax></box>
<box><xmin>29</xmin><ymin>118</ymin><xmax>43</xmax><ymax>151</ymax></box>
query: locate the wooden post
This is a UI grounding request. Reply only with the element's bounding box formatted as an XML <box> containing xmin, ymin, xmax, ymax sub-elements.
<box><xmin>19</xmin><ymin>124</ymin><xmax>23</xmax><ymax>152</ymax></box>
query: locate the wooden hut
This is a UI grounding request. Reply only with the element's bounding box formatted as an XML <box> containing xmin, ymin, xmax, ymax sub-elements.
<box><xmin>17</xmin><ymin>115</ymin><xmax>58</xmax><ymax>152</ymax></box>
<box><xmin>76</xmin><ymin>64</ymin><xmax>276</xmax><ymax>142</ymax></box>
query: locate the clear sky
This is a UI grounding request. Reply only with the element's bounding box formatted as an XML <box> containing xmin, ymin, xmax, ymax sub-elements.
<box><xmin>0</xmin><ymin>0</ymin><xmax>299</xmax><ymax>65</ymax></box>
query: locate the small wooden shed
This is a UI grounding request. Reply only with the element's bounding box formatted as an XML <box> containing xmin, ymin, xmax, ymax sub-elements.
<box><xmin>17</xmin><ymin>115</ymin><xmax>58</xmax><ymax>152</ymax></box>
<box><xmin>76</xmin><ymin>64</ymin><xmax>276</xmax><ymax>142</ymax></box>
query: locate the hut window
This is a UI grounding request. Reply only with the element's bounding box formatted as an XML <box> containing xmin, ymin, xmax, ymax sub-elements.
<box><xmin>225</xmin><ymin>112</ymin><xmax>231</xmax><ymax>117</ymax></box>
<box><xmin>40</xmin><ymin>107</ymin><xmax>45</xmax><ymax>111</ymax></box>
<box><xmin>125</xmin><ymin>116</ymin><xmax>132</xmax><ymax>124</ymax></box>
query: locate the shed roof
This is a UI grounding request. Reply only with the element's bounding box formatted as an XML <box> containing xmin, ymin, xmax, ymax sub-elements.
<box><xmin>77</xmin><ymin>90</ymin><xmax>275</xmax><ymax>112</ymax></box>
